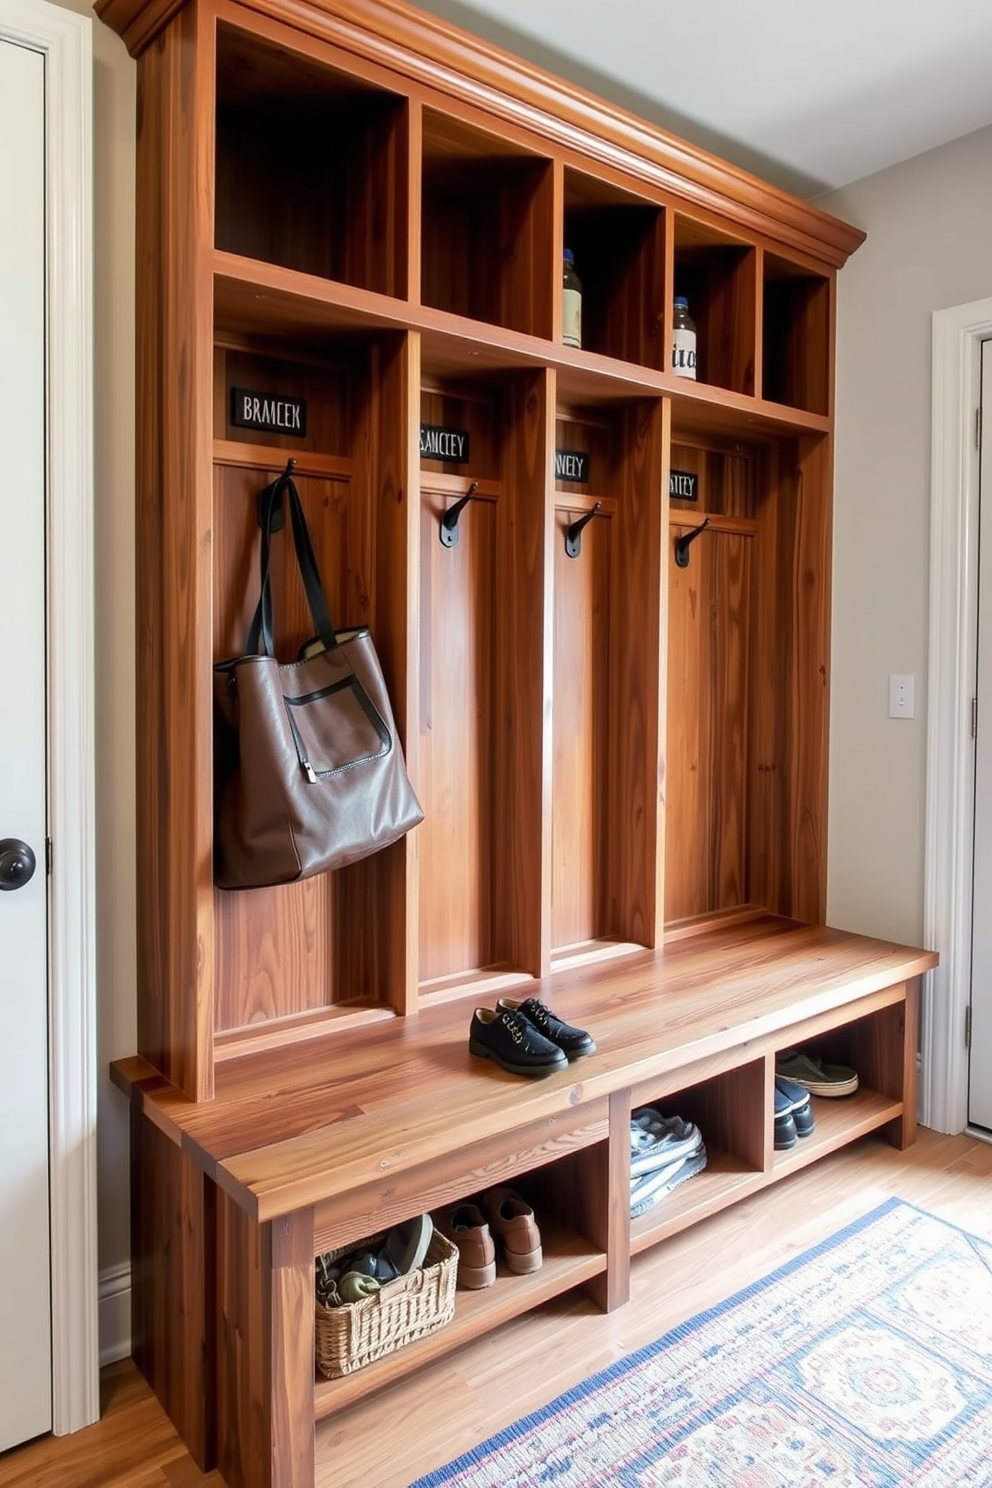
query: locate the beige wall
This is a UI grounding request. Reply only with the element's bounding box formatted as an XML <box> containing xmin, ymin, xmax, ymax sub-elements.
<box><xmin>820</xmin><ymin>124</ymin><xmax>992</xmax><ymax>945</ymax></box>
<box><xmin>59</xmin><ymin>0</ymin><xmax>137</xmax><ymax>1297</ymax></box>
<box><xmin>68</xmin><ymin>0</ymin><xmax>992</xmax><ymax>1341</ymax></box>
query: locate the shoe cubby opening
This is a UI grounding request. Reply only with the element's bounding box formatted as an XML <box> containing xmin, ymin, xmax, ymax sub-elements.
<box><xmin>562</xmin><ymin>169</ymin><xmax>666</xmax><ymax>369</ymax></box>
<box><xmin>210</xmin><ymin>334</ymin><xmax>414</xmax><ymax>1045</ymax></box>
<box><xmin>672</xmin><ymin>215</ymin><xmax>757</xmax><ymax>395</ymax></box>
<box><xmin>783</xmin><ymin>1000</ymin><xmax>912</xmax><ymax>1111</ymax></box>
<box><xmin>761</xmin><ymin>253</ymin><xmax>830</xmax><ymax>414</ymax></box>
<box><xmin>417</xmin><ymin>370</ymin><xmax>550</xmax><ymax>995</ymax></box>
<box><xmin>512</xmin><ymin>1142</ymin><xmax>614</xmax><ymax>1292</ymax></box>
<box><xmin>628</xmin><ymin>1061</ymin><xmax>766</xmax><ymax>1249</ymax></box>
<box><xmin>552</xmin><ymin>400</ymin><xmax>665</xmax><ymax>962</ymax></box>
<box><xmin>420</xmin><ymin>109</ymin><xmax>555</xmax><ymax>338</ymax></box>
<box><xmin>214</xmin><ymin>23</ymin><xmax>409</xmax><ymax>297</ymax></box>
<box><xmin>664</xmin><ymin>439</ymin><xmax>758</xmax><ymax>928</ymax></box>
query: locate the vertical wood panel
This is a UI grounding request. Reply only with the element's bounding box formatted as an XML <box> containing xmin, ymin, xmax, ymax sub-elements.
<box><xmin>418</xmin><ymin>489</ymin><xmax>496</xmax><ymax>978</ymax></box>
<box><xmin>216</xmin><ymin>1200</ymin><xmax>317</xmax><ymax>1488</ymax></box>
<box><xmin>749</xmin><ymin>435</ymin><xmax>830</xmax><ymax>923</ymax></box>
<box><xmin>130</xmin><ymin>1112</ymin><xmax>214</xmax><ymax>1470</ymax></box>
<box><xmin>269</xmin><ymin>1213</ymin><xmax>316</xmax><ymax>1488</ymax></box>
<box><xmin>608</xmin><ymin>402</ymin><xmax>665</xmax><ymax>944</ymax></box>
<box><xmin>494</xmin><ymin>370</ymin><xmax>554</xmax><ymax>975</ymax></box>
<box><xmin>552</xmin><ymin>504</ymin><xmax>611</xmax><ymax>949</ymax></box>
<box><xmin>335</xmin><ymin>334</ymin><xmax>417</xmax><ymax>1010</ymax></box>
<box><xmin>211</xmin><ymin>464</ymin><xmax>351</xmax><ymax>1029</ymax></box>
<box><xmin>501</xmin><ymin>162</ymin><xmax>555</xmax><ymax>340</ymax></box>
<box><xmin>665</xmin><ymin>526</ymin><xmax>751</xmax><ymax>922</ymax></box>
<box><xmin>135</xmin><ymin>0</ymin><xmax>216</xmax><ymax>1098</ymax></box>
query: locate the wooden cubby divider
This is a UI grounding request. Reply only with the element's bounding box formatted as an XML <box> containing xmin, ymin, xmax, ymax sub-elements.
<box><xmin>673</xmin><ymin>214</ymin><xmax>757</xmax><ymax>395</ymax></box>
<box><xmin>96</xmin><ymin>0</ymin><xmax>941</xmax><ymax>1482</ymax></box>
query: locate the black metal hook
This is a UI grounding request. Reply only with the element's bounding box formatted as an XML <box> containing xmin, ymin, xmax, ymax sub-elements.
<box><xmin>439</xmin><ymin>482</ymin><xmax>480</xmax><ymax>548</ymax></box>
<box><xmin>564</xmin><ymin>501</ymin><xmax>603</xmax><ymax>559</ymax></box>
<box><xmin>257</xmin><ymin>458</ymin><xmax>296</xmax><ymax>532</ymax></box>
<box><xmin>674</xmin><ymin>516</ymin><xmax>710</xmax><ymax>568</ymax></box>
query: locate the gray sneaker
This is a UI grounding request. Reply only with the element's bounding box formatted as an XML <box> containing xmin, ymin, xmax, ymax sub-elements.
<box><xmin>630</xmin><ymin>1109</ymin><xmax>703</xmax><ymax>1176</ymax></box>
<box><xmin>630</xmin><ymin>1148</ymin><xmax>708</xmax><ymax>1218</ymax></box>
<box><xmin>776</xmin><ymin>1050</ymin><xmax>858</xmax><ymax>1098</ymax></box>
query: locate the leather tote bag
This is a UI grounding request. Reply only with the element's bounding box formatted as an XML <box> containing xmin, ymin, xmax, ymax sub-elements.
<box><xmin>213</xmin><ymin>471</ymin><xmax>423</xmax><ymax>889</ymax></box>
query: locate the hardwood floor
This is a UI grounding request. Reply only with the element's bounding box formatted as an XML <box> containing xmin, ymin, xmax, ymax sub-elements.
<box><xmin>2</xmin><ymin>1127</ymin><xmax>990</xmax><ymax>1488</ymax></box>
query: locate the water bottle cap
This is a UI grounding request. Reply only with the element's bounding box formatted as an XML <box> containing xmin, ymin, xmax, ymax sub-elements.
<box><xmin>563</xmin><ymin>248</ymin><xmax>575</xmax><ymax>263</ymax></box>
<box><xmin>674</xmin><ymin>295</ymin><xmax>688</xmax><ymax>308</ymax></box>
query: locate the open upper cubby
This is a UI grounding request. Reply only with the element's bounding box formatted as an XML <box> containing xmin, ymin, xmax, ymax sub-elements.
<box><xmin>214</xmin><ymin>23</ymin><xmax>408</xmax><ymax>296</ymax></box>
<box><xmin>762</xmin><ymin>252</ymin><xmax>831</xmax><ymax>414</ymax></box>
<box><xmin>673</xmin><ymin>215</ymin><xmax>757</xmax><ymax>395</ymax></box>
<box><xmin>210</xmin><ymin>334</ymin><xmax>412</xmax><ymax>1046</ymax></box>
<box><xmin>420</xmin><ymin>108</ymin><xmax>554</xmax><ymax>337</ymax></box>
<box><xmin>562</xmin><ymin>168</ymin><xmax>666</xmax><ymax>369</ymax></box>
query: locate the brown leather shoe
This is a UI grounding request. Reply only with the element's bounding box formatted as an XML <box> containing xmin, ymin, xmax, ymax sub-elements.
<box><xmin>436</xmin><ymin>1202</ymin><xmax>496</xmax><ymax>1289</ymax></box>
<box><xmin>481</xmin><ymin>1187</ymin><xmax>542</xmax><ymax>1273</ymax></box>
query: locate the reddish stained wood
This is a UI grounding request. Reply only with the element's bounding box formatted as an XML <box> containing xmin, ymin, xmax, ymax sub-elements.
<box><xmin>130</xmin><ymin>1111</ymin><xmax>214</xmax><ymax>1470</ymax></box>
<box><xmin>113</xmin><ymin>921</ymin><xmax>936</xmax><ymax>1221</ymax></box>
<box><xmin>97</xmin><ymin>0</ymin><xmax>864</xmax><ymax>273</ymax></box>
<box><xmin>552</xmin><ymin>491</ymin><xmax>611</xmax><ymax>949</ymax></box>
<box><xmin>134</xmin><ymin>0</ymin><xmax>217</xmax><ymax>1099</ymax></box>
<box><xmin>269</xmin><ymin>1213</ymin><xmax>316</xmax><ymax>1488</ymax></box>
<box><xmin>607</xmin><ymin>400</ymin><xmax>665</xmax><ymax>946</ymax></box>
<box><xmin>492</xmin><ymin>368</ymin><xmax>554</xmax><ymax>977</ymax></box>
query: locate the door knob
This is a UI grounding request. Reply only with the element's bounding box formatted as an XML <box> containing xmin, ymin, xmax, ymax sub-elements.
<box><xmin>0</xmin><ymin>838</ymin><xmax>37</xmax><ymax>891</ymax></box>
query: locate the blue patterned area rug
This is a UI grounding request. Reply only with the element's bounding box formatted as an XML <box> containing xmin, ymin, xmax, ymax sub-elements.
<box><xmin>409</xmin><ymin>1199</ymin><xmax>992</xmax><ymax>1487</ymax></box>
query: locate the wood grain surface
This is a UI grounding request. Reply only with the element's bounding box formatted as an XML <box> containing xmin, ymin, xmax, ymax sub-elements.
<box><xmin>134</xmin><ymin>0</ymin><xmax>217</xmax><ymax>1100</ymax></box>
<box><xmin>111</xmin><ymin>918</ymin><xmax>936</xmax><ymax>1226</ymax></box>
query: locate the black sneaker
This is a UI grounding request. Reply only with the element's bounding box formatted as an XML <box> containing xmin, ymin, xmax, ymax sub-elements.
<box><xmin>469</xmin><ymin>1007</ymin><xmax>568</xmax><ymax>1078</ymax></box>
<box><xmin>775</xmin><ymin>1075</ymin><xmax>816</xmax><ymax>1137</ymax></box>
<box><xmin>773</xmin><ymin>1081</ymin><xmax>799</xmax><ymax>1149</ymax></box>
<box><xmin>496</xmin><ymin>996</ymin><xmax>596</xmax><ymax>1060</ymax></box>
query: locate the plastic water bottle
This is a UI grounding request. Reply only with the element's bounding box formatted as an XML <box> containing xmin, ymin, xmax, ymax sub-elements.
<box><xmin>672</xmin><ymin>296</ymin><xmax>697</xmax><ymax>379</ymax></box>
<box><xmin>562</xmin><ymin>249</ymin><xmax>582</xmax><ymax>349</ymax></box>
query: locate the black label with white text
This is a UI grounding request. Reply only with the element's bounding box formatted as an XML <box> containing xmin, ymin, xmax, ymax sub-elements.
<box><xmin>555</xmin><ymin>448</ymin><xmax>589</xmax><ymax>484</ymax></box>
<box><xmin>420</xmin><ymin>424</ymin><xmax>471</xmax><ymax>464</ymax></box>
<box><xmin>669</xmin><ymin>469</ymin><xmax>698</xmax><ymax>501</ymax></box>
<box><xmin>231</xmin><ymin>388</ymin><xmax>307</xmax><ymax>437</ymax></box>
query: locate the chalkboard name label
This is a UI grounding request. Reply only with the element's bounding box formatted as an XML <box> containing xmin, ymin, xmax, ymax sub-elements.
<box><xmin>555</xmin><ymin>448</ymin><xmax>589</xmax><ymax>483</ymax></box>
<box><xmin>420</xmin><ymin>424</ymin><xmax>470</xmax><ymax>463</ymax></box>
<box><xmin>669</xmin><ymin>469</ymin><xmax>698</xmax><ymax>501</ymax></box>
<box><xmin>231</xmin><ymin>388</ymin><xmax>307</xmax><ymax>437</ymax></box>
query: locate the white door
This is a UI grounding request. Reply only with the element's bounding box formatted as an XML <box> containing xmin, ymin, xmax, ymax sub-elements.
<box><xmin>0</xmin><ymin>34</ymin><xmax>52</xmax><ymax>1449</ymax></box>
<box><xmin>970</xmin><ymin>338</ymin><xmax>992</xmax><ymax>1133</ymax></box>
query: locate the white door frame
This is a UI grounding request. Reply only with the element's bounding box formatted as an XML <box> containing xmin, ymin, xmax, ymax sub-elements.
<box><xmin>923</xmin><ymin>295</ymin><xmax>992</xmax><ymax>1138</ymax></box>
<box><xmin>0</xmin><ymin>0</ymin><xmax>97</xmax><ymax>1434</ymax></box>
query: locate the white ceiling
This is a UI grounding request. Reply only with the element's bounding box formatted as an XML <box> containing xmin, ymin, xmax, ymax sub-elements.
<box><xmin>416</xmin><ymin>0</ymin><xmax>992</xmax><ymax>197</ymax></box>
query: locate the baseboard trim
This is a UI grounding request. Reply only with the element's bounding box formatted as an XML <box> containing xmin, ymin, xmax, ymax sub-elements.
<box><xmin>98</xmin><ymin>1262</ymin><xmax>131</xmax><ymax>1367</ymax></box>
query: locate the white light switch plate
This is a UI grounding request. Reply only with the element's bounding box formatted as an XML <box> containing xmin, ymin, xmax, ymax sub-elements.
<box><xmin>888</xmin><ymin>674</ymin><xmax>915</xmax><ymax>719</ymax></box>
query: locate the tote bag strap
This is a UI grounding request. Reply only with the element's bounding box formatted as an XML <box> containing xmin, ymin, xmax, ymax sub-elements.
<box><xmin>246</xmin><ymin>472</ymin><xmax>338</xmax><ymax>656</ymax></box>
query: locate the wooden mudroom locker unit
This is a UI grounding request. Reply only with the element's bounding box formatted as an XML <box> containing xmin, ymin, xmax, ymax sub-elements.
<box><xmin>95</xmin><ymin>0</ymin><xmax>938</xmax><ymax>1483</ymax></box>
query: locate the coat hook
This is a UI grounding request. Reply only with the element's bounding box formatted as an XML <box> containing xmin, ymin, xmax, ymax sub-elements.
<box><xmin>564</xmin><ymin>500</ymin><xmax>603</xmax><ymax>559</ymax></box>
<box><xmin>439</xmin><ymin>482</ymin><xmax>480</xmax><ymax>548</ymax></box>
<box><xmin>674</xmin><ymin>516</ymin><xmax>711</xmax><ymax>568</ymax></box>
<box><xmin>257</xmin><ymin>458</ymin><xmax>297</xmax><ymax>532</ymax></box>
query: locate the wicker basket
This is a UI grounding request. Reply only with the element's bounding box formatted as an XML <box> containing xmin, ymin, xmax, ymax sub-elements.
<box><xmin>314</xmin><ymin>1228</ymin><xmax>458</xmax><ymax>1378</ymax></box>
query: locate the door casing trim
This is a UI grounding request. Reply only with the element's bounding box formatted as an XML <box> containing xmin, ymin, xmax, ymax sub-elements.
<box><xmin>0</xmin><ymin>0</ymin><xmax>97</xmax><ymax>1435</ymax></box>
<box><xmin>924</xmin><ymin>297</ymin><xmax>992</xmax><ymax>1136</ymax></box>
